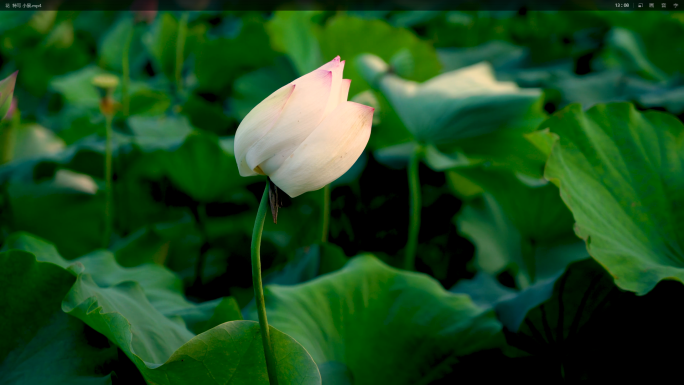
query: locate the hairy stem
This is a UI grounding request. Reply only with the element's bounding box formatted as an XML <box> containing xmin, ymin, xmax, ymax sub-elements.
<box><xmin>252</xmin><ymin>183</ymin><xmax>279</xmax><ymax>384</ymax></box>
<box><xmin>103</xmin><ymin>114</ymin><xmax>114</xmax><ymax>248</ymax></box>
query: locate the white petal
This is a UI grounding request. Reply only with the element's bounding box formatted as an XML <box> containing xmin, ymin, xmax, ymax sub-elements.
<box><xmin>339</xmin><ymin>79</ymin><xmax>351</xmax><ymax>102</ymax></box>
<box><xmin>234</xmin><ymin>84</ymin><xmax>295</xmax><ymax>176</ymax></box>
<box><xmin>270</xmin><ymin>101</ymin><xmax>374</xmax><ymax>198</ymax></box>
<box><xmin>247</xmin><ymin>69</ymin><xmax>332</xmax><ymax>175</ymax></box>
<box><xmin>317</xmin><ymin>55</ymin><xmax>341</xmax><ymax>71</ymax></box>
<box><xmin>321</xmin><ymin>60</ymin><xmax>345</xmax><ymax>119</ymax></box>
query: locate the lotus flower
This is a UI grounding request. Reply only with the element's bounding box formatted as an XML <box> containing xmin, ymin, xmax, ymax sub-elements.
<box><xmin>234</xmin><ymin>56</ymin><xmax>374</xmax><ymax>198</ymax></box>
<box><xmin>0</xmin><ymin>71</ymin><xmax>18</xmax><ymax>121</ymax></box>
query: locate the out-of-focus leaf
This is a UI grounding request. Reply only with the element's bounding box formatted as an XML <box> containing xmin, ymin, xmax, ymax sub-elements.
<box><xmin>597</xmin><ymin>11</ymin><xmax>684</xmax><ymax>77</ymax></box>
<box><xmin>321</xmin><ymin>15</ymin><xmax>442</xmax><ymax>96</ymax></box>
<box><xmin>143</xmin><ymin>12</ymin><xmax>205</xmax><ymax>81</ymax></box>
<box><xmin>449</xmin><ymin>165</ymin><xmax>588</xmax><ymax>330</ymax></box>
<box><xmin>451</xmin><ymin>272</ymin><xmax>517</xmax><ymax>309</ymax></box>
<box><xmin>50</xmin><ymin>66</ymin><xmax>111</xmax><ymax>109</ymax></box>
<box><xmin>195</xmin><ymin>15</ymin><xmax>276</xmax><ymax>93</ymax></box>
<box><xmin>128</xmin><ymin>115</ymin><xmax>193</xmax><ymax>141</ymax></box>
<box><xmin>454</xmin><ymin>168</ymin><xmax>587</xmax><ymax>288</ymax></box>
<box><xmin>389</xmin><ymin>48</ymin><xmax>414</xmax><ymax>78</ymax></box>
<box><xmin>229</xmin><ymin>59</ymin><xmax>297</xmax><ymax>121</ymax></box>
<box><xmin>9</xmin><ymin>123</ymin><xmax>65</xmax><ymax>162</ymax></box>
<box><xmin>142</xmin><ymin>132</ymin><xmax>256</xmax><ymax>202</ymax></box>
<box><xmin>0</xmin><ymin>250</ymin><xmax>116</xmax><ymax>385</ymax></box>
<box><xmin>249</xmin><ymin>255</ymin><xmax>503</xmax><ymax>384</ymax></box>
<box><xmin>504</xmin><ymin>259</ymin><xmax>617</xmax><ymax>374</ymax></box>
<box><xmin>267</xmin><ymin>11</ymin><xmax>323</xmax><ymax>76</ymax></box>
<box><xmin>373</xmin><ymin>95</ymin><xmax>548</xmax><ymax>177</ymax></box>
<box><xmin>389</xmin><ymin>11</ymin><xmax>441</xmax><ymax>28</ymax></box>
<box><xmin>637</xmin><ymin>85</ymin><xmax>684</xmax><ymax>115</ymax></box>
<box><xmin>427</xmin><ymin>96</ymin><xmax>548</xmax><ymax>177</ymax></box>
<box><xmin>143</xmin><ymin>12</ymin><xmax>182</xmax><ymax>80</ymax></box>
<box><xmin>110</xmin><ymin>225</ymin><xmax>173</xmax><ymax>267</ymax></box>
<box><xmin>544</xmin><ymin>102</ymin><xmax>684</xmax><ymax>295</ymax></box>
<box><xmin>599</xmin><ymin>27</ymin><xmax>668</xmax><ymax>82</ymax></box>
<box><xmin>5</xmin><ymin>170</ymin><xmax>104</xmax><ymax>259</ymax></box>
<box><xmin>373</xmin><ymin>141</ymin><xmax>417</xmax><ymax>169</ymax></box>
<box><xmin>0</xmin><ymin>11</ymin><xmax>33</xmax><ymax>34</ymax></box>
<box><xmin>437</xmin><ymin>41</ymin><xmax>527</xmax><ymax>73</ymax></box>
<box><xmin>181</xmin><ymin>94</ymin><xmax>234</xmax><ymax>134</ymax></box>
<box><xmin>452</xmin><ymin>267</ymin><xmax>573</xmax><ymax>333</ymax></box>
<box><xmin>369</xmin><ymin>59</ymin><xmax>542</xmax><ymax>147</ymax></box>
<box><xmin>125</xmin><ymin>81</ymin><xmax>172</xmax><ymax>116</ymax></box>
<box><xmin>549</xmin><ymin>70</ymin><xmax>664</xmax><ymax>109</ymax></box>
<box><xmin>98</xmin><ymin>16</ymin><xmax>147</xmax><ymax>74</ymax></box>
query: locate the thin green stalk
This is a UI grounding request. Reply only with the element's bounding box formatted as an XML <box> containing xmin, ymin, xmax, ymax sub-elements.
<box><xmin>252</xmin><ymin>183</ymin><xmax>279</xmax><ymax>385</ymax></box>
<box><xmin>0</xmin><ymin>112</ymin><xmax>19</xmax><ymax>165</ymax></box>
<box><xmin>175</xmin><ymin>13</ymin><xmax>189</xmax><ymax>94</ymax></box>
<box><xmin>404</xmin><ymin>144</ymin><xmax>424</xmax><ymax>271</ymax></box>
<box><xmin>103</xmin><ymin>114</ymin><xmax>114</xmax><ymax>248</ymax></box>
<box><xmin>0</xmin><ymin>125</ymin><xmax>13</xmax><ymax>165</ymax></box>
<box><xmin>321</xmin><ymin>184</ymin><xmax>331</xmax><ymax>243</ymax></box>
<box><xmin>122</xmin><ymin>22</ymin><xmax>134</xmax><ymax>117</ymax></box>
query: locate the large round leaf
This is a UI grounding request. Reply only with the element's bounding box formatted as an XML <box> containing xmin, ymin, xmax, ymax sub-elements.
<box><xmin>0</xmin><ymin>250</ymin><xmax>115</xmax><ymax>385</ymax></box>
<box><xmin>63</xmin><ymin>271</ymin><xmax>321</xmax><ymax>385</ymax></box>
<box><xmin>544</xmin><ymin>103</ymin><xmax>684</xmax><ymax>295</ymax></box>
<box><xmin>249</xmin><ymin>254</ymin><xmax>503</xmax><ymax>384</ymax></box>
<box><xmin>3</xmin><ymin>232</ymin><xmax>320</xmax><ymax>384</ymax></box>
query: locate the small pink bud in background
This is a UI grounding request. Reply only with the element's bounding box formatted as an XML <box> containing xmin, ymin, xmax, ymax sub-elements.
<box><xmin>132</xmin><ymin>0</ymin><xmax>157</xmax><ymax>24</ymax></box>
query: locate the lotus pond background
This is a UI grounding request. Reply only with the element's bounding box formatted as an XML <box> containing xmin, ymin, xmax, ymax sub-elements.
<box><xmin>1</xmin><ymin>8</ymin><xmax>684</xmax><ymax>384</ymax></box>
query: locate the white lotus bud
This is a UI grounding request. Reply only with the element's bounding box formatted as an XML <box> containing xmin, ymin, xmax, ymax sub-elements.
<box><xmin>234</xmin><ymin>56</ymin><xmax>375</xmax><ymax>198</ymax></box>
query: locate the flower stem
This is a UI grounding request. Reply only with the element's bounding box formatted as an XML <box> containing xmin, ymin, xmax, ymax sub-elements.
<box><xmin>175</xmin><ymin>13</ymin><xmax>189</xmax><ymax>95</ymax></box>
<box><xmin>103</xmin><ymin>114</ymin><xmax>114</xmax><ymax>248</ymax></box>
<box><xmin>321</xmin><ymin>184</ymin><xmax>331</xmax><ymax>243</ymax></box>
<box><xmin>252</xmin><ymin>183</ymin><xmax>279</xmax><ymax>385</ymax></box>
<box><xmin>404</xmin><ymin>144</ymin><xmax>423</xmax><ymax>271</ymax></box>
<box><xmin>122</xmin><ymin>21</ymin><xmax>134</xmax><ymax>117</ymax></box>
<box><xmin>0</xmin><ymin>112</ymin><xmax>18</xmax><ymax>165</ymax></box>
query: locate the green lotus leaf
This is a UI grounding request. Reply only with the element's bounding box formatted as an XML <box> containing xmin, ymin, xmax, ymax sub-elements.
<box><xmin>544</xmin><ymin>102</ymin><xmax>684</xmax><ymax>295</ymax></box>
<box><xmin>2</xmin><ymin>232</ymin><xmax>320</xmax><ymax>384</ymax></box>
<box><xmin>0</xmin><ymin>250</ymin><xmax>116</xmax><ymax>385</ymax></box>
<box><xmin>249</xmin><ymin>254</ymin><xmax>503</xmax><ymax>384</ymax></box>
